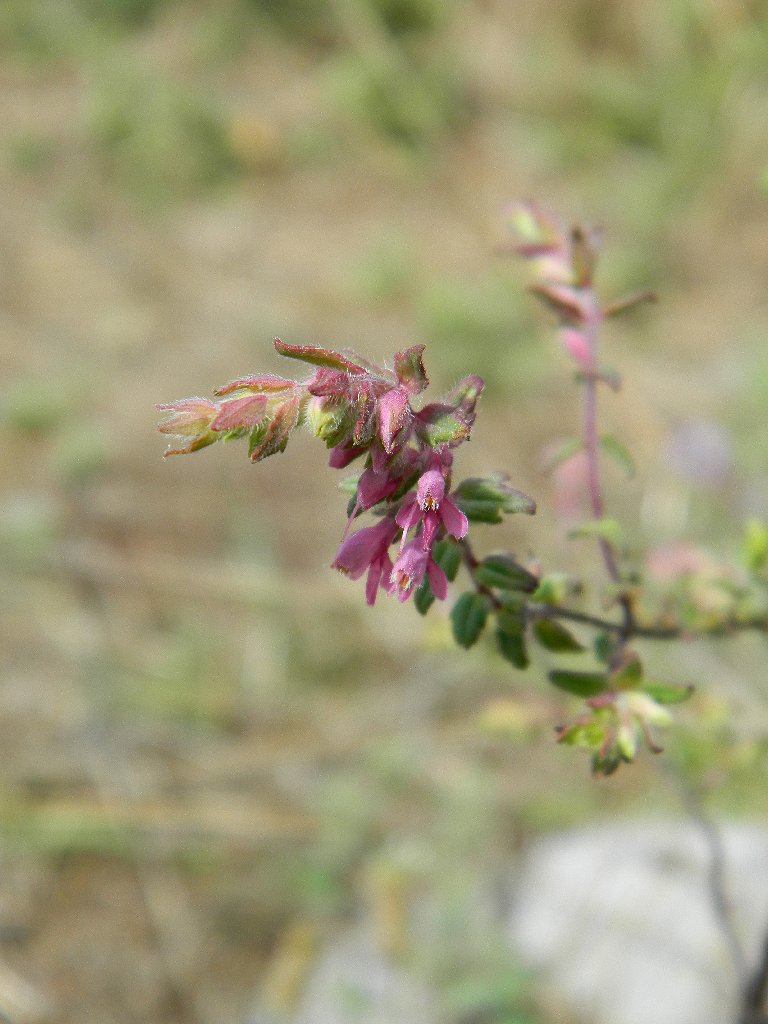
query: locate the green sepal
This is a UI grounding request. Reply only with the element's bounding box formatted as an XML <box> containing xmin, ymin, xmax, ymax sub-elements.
<box><xmin>450</xmin><ymin>592</ymin><xmax>489</xmax><ymax>649</ymax></box>
<box><xmin>548</xmin><ymin>670</ymin><xmax>608</xmax><ymax>697</ymax></box>
<box><xmin>414</xmin><ymin>579</ymin><xmax>435</xmax><ymax>616</ymax></box>
<box><xmin>599</xmin><ymin>435</ymin><xmax>635</xmax><ymax>478</ymax></box>
<box><xmin>533</xmin><ymin>618</ymin><xmax>585</xmax><ymax>653</ymax></box>
<box><xmin>432</xmin><ymin>539</ymin><xmax>462</xmax><ymax>582</ymax></box>
<box><xmin>642</xmin><ymin>681</ymin><xmax>694</xmax><ymax>704</ymax></box>
<box><xmin>475</xmin><ymin>555</ymin><xmax>538</xmax><ymax>593</ymax></box>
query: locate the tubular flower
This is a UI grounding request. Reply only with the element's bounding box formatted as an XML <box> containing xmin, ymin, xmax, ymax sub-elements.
<box><xmin>396</xmin><ymin>468</ymin><xmax>469</xmax><ymax>550</ymax></box>
<box><xmin>390</xmin><ymin>540</ymin><xmax>448</xmax><ymax>602</ymax></box>
<box><xmin>332</xmin><ymin>517</ymin><xmax>398</xmax><ymax>605</ymax></box>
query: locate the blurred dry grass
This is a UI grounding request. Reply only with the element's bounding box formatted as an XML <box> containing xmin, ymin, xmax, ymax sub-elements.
<box><xmin>1</xmin><ymin>1</ymin><xmax>768</xmax><ymax>1021</ymax></box>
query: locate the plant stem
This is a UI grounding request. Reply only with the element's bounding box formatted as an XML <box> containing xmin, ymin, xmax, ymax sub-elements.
<box><xmin>581</xmin><ymin>292</ymin><xmax>636</xmax><ymax>637</ymax></box>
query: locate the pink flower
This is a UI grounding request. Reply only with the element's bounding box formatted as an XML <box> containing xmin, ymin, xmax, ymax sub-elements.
<box><xmin>390</xmin><ymin>540</ymin><xmax>448</xmax><ymax>602</ymax></box>
<box><xmin>396</xmin><ymin>469</ymin><xmax>469</xmax><ymax>550</ymax></box>
<box><xmin>332</xmin><ymin>517</ymin><xmax>397</xmax><ymax>605</ymax></box>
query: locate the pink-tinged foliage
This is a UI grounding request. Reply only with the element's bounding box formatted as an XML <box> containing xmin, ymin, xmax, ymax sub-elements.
<box><xmin>210</xmin><ymin>394</ymin><xmax>268</xmax><ymax>431</ymax></box>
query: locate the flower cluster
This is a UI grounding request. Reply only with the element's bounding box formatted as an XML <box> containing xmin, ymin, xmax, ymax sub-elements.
<box><xmin>158</xmin><ymin>338</ymin><xmax>489</xmax><ymax>606</ymax></box>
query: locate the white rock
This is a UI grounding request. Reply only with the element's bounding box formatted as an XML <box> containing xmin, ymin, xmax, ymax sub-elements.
<box><xmin>508</xmin><ymin>821</ymin><xmax>768</xmax><ymax>1024</ymax></box>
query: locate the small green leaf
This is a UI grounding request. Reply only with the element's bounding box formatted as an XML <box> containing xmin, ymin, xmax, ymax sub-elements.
<box><xmin>432</xmin><ymin>539</ymin><xmax>462</xmax><ymax>582</ymax></box>
<box><xmin>568</xmin><ymin>517</ymin><xmax>625</xmax><ymax>549</ymax></box>
<box><xmin>496</xmin><ymin>627</ymin><xmax>529</xmax><ymax>669</ymax></box>
<box><xmin>548</xmin><ymin>670</ymin><xmax>608</xmax><ymax>697</ymax></box>
<box><xmin>450</xmin><ymin>592</ymin><xmax>489</xmax><ymax>649</ymax></box>
<box><xmin>414</xmin><ymin>579</ymin><xmax>435</xmax><ymax>616</ymax></box>
<box><xmin>599</xmin><ymin>435</ymin><xmax>635</xmax><ymax>477</ymax></box>
<box><xmin>533</xmin><ymin>618</ymin><xmax>585</xmax><ymax>653</ymax></box>
<box><xmin>642</xmin><ymin>681</ymin><xmax>694</xmax><ymax>704</ymax></box>
<box><xmin>454</xmin><ymin>475</ymin><xmax>536</xmax><ymax>517</ymax></box>
<box><xmin>475</xmin><ymin>555</ymin><xmax>538</xmax><ymax>593</ymax></box>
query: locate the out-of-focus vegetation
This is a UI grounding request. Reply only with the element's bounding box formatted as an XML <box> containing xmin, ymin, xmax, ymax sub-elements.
<box><xmin>2</xmin><ymin>1</ymin><xmax>768</xmax><ymax>1021</ymax></box>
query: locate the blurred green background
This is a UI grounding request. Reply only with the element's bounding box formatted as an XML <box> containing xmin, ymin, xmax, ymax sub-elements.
<box><xmin>2</xmin><ymin>1</ymin><xmax>768</xmax><ymax>1021</ymax></box>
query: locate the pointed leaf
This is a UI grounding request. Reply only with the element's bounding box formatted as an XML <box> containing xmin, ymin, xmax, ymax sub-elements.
<box><xmin>610</xmin><ymin>651</ymin><xmax>643</xmax><ymax>689</ymax></box>
<box><xmin>548</xmin><ymin>670</ymin><xmax>608</xmax><ymax>697</ymax></box>
<box><xmin>600</xmin><ymin>435</ymin><xmax>635</xmax><ymax>478</ymax></box>
<box><xmin>450</xmin><ymin>592</ymin><xmax>489</xmax><ymax>649</ymax></box>
<box><xmin>454</xmin><ymin>475</ymin><xmax>536</xmax><ymax>517</ymax></box>
<box><xmin>496</xmin><ymin>626</ymin><xmax>529</xmax><ymax>669</ymax></box>
<box><xmin>274</xmin><ymin>338</ymin><xmax>366</xmax><ymax>374</ymax></box>
<box><xmin>533</xmin><ymin>618</ymin><xmax>585</xmax><ymax>653</ymax></box>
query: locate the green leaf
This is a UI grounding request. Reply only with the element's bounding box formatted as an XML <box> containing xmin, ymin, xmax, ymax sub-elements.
<box><xmin>432</xmin><ymin>539</ymin><xmax>462</xmax><ymax>582</ymax></box>
<box><xmin>548</xmin><ymin>670</ymin><xmax>608</xmax><ymax>697</ymax></box>
<box><xmin>496</xmin><ymin>627</ymin><xmax>529</xmax><ymax>669</ymax></box>
<box><xmin>642</xmin><ymin>681</ymin><xmax>694</xmax><ymax>704</ymax></box>
<box><xmin>450</xmin><ymin>592</ymin><xmax>489</xmax><ymax>649</ymax></box>
<box><xmin>453</xmin><ymin>499</ymin><xmax>503</xmax><ymax>524</ymax></box>
<box><xmin>599</xmin><ymin>435</ymin><xmax>635</xmax><ymax>478</ymax></box>
<box><xmin>533</xmin><ymin>618</ymin><xmax>585</xmax><ymax>653</ymax></box>
<box><xmin>454</xmin><ymin>474</ymin><xmax>536</xmax><ymax>516</ymax></box>
<box><xmin>568</xmin><ymin>517</ymin><xmax>625</xmax><ymax>549</ymax></box>
<box><xmin>414</xmin><ymin>579</ymin><xmax>435</xmax><ymax>616</ymax></box>
<box><xmin>475</xmin><ymin>555</ymin><xmax>538</xmax><ymax>593</ymax></box>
